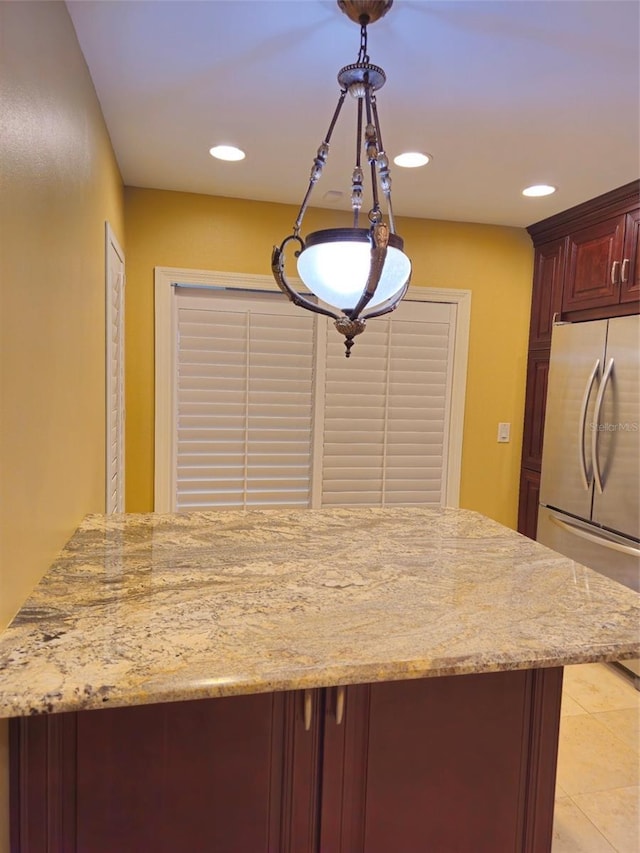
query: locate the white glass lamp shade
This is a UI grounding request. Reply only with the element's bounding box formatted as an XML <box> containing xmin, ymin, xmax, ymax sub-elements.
<box><xmin>296</xmin><ymin>229</ymin><xmax>411</xmax><ymax>312</ymax></box>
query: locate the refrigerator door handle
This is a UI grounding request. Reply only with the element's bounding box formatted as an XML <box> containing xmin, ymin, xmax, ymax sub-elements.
<box><xmin>548</xmin><ymin>513</ymin><xmax>640</xmax><ymax>558</ymax></box>
<box><xmin>591</xmin><ymin>357</ymin><xmax>614</xmax><ymax>494</ymax></box>
<box><xmin>578</xmin><ymin>359</ymin><xmax>600</xmax><ymax>490</ymax></box>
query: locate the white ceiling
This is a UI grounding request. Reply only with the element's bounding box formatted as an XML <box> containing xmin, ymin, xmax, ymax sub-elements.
<box><xmin>67</xmin><ymin>0</ymin><xmax>639</xmax><ymax>228</ymax></box>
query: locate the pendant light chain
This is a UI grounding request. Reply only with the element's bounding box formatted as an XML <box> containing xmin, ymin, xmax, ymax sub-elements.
<box><xmin>357</xmin><ymin>22</ymin><xmax>370</xmax><ymax>63</ymax></box>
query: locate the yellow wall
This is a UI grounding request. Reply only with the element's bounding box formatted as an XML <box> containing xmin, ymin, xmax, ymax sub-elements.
<box><xmin>0</xmin><ymin>3</ymin><xmax>124</xmax><ymax>848</ymax></box>
<box><xmin>125</xmin><ymin>187</ymin><xmax>533</xmax><ymax>526</ymax></box>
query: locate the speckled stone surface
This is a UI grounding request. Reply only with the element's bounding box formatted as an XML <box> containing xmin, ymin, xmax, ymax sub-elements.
<box><xmin>0</xmin><ymin>507</ymin><xmax>638</xmax><ymax>717</ymax></box>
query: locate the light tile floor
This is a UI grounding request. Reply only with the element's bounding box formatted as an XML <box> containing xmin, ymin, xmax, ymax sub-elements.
<box><xmin>553</xmin><ymin>662</ymin><xmax>640</xmax><ymax>852</ymax></box>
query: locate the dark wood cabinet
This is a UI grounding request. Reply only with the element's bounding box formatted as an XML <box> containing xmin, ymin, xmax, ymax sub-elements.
<box><xmin>11</xmin><ymin>669</ymin><xmax>563</xmax><ymax>853</ymax></box>
<box><xmin>521</xmin><ymin>352</ymin><xmax>550</xmax><ymax>472</ymax></box>
<box><xmin>11</xmin><ymin>691</ymin><xmax>320</xmax><ymax>853</ymax></box>
<box><xmin>563</xmin><ymin>215</ymin><xmax>626</xmax><ymax>312</ymax></box>
<box><xmin>321</xmin><ymin>670</ymin><xmax>561</xmax><ymax>853</ymax></box>
<box><xmin>518</xmin><ymin>180</ymin><xmax>639</xmax><ymax>539</ymax></box>
<box><xmin>621</xmin><ymin>208</ymin><xmax>640</xmax><ymax>303</ymax></box>
<box><xmin>529</xmin><ymin>238</ymin><xmax>566</xmax><ymax>348</ymax></box>
<box><xmin>518</xmin><ymin>468</ymin><xmax>541</xmax><ymax>543</ymax></box>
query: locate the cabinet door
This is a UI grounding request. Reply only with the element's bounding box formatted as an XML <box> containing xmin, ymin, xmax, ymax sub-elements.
<box><xmin>563</xmin><ymin>215</ymin><xmax>625</xmax><ymax>311</ymax></box>
<box><xmin>529</xmin><ymin>239</ymin><xmax>566</xmax><ymax>347</ymax></box>
<box><xmin>620</xmin><ymin>208</ymin><xmax>640</xmax><ymax>304</ymax></box>
<box><xmin>518</xmin><ymin>467</ymin><xmax>541</xmax><ymax>539</ymax></box>
<box><xmin>10</xmin><ymin>691</ymin><xmax>320</xmax><ymax>853</ymax></box>
<box><xmin>521</xmin><ymin>351</ymin><xmax>550</xmax><ymax>471</ymax></box>
<box><xmin>320</xmin><ymin>669</ymin><xmax>563</xmax><ymax>853</ymax></box>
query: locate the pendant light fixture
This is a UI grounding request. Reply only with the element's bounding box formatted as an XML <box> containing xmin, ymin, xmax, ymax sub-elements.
<box><xmin>271</xmin><ymin>0</ymin><xmax>411</xmax><ymax>357</ymax></box>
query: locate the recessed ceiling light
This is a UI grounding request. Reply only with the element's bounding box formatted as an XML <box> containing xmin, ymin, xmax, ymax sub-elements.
<box><xmin>522</xmin><ymin>184</ymin><xmax>556</xmax><ymax>198</ymax></box>
<box><xmin>393</xmin><ymin>152</ymin><xmax>431</xmax><ymax>168</ymax></box>
<box><xmin>209</xmin><ymin>145</ymin><xmax>245</xmax><ymax>162</ymax></box>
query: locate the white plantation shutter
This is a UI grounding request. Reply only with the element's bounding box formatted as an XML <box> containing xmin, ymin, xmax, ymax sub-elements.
<box><xmin>175</xmin><ymin>290</ymin><xmax>316</xmax><ymax>510</ymax></box>
<box><xmin>155</xmin><ymin>271</ymin><xmax>466</xmax><ymax>513</ymax></box>
<box><xmin>320</xmin><ymin>300</ymin><xmax>454</xmax><ymax>507</ymax></box>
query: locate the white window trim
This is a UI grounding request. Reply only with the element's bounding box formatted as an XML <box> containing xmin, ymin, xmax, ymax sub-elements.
<box><xmin>105</xmin><ymin>223</ymin><xmax>125</xmax><ymax>513</ymax></box>
<box><xmin>154</xmin><ymin>266</ymin><xmax>470</xmax><ymax>512</ymax></box>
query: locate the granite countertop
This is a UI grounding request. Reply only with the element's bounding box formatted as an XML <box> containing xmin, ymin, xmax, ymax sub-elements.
<box><xmin>0</xmin><ymin>506</ymin><xmax>638</xmax><ymax>717</ymax></box>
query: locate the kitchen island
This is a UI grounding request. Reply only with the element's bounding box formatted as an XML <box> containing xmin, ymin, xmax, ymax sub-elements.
<box><xmin>1</xmin><ymin>507</ymin><xmax>638</xmax><ymax>852</ymax></box>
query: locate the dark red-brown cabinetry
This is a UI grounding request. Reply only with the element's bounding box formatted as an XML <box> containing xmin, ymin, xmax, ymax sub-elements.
<box><xmin>518</xmin><ymin>181</ymin><xmax>639</xmax><ymax>539</ymax></box>
<box><xmin>563</xmin><ymin>215</ymin><xmax>626</xmax><ymax>312</ymax></box>
<box><xmin>622</xmin><ymin>208</ymin><xmax>640</xmax><ymax>303</ymax></box>
<box><xmin>529</xmin><ymin>238</ymin><xmax>566</xmax><ymax>348</ymax></box>
<box><xmin>11</xmin><ymin>691</ymin><xmax>319</xmax><ymax>853</ymax></box>
<box><xmin>520</xmin><ymin>352</ymin><xmax>550</xmax><ymax>474</ymax></box>
<box><xmin>11</xmin><ymin>668</ymin><xmax>563</xmax><ymax>853</ymax></box>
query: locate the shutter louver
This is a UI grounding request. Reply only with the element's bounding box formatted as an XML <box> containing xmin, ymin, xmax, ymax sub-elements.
<box><xmin>175</xmin><ymin>292</ymin><xmax>315</xmax><ymax>510</ymax></box>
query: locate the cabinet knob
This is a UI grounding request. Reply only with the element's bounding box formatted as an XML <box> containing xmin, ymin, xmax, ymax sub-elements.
<box><xmin>610</xmin><ymin>260</ymin><xmax>620</xmax><ymax>285</ymax></box>
<box><xmin>621</xmin><ymin>258</ymin><xmax>630</xmax><ymax>284</ymax></box>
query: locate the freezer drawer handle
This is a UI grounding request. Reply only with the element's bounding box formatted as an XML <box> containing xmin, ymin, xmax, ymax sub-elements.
<box><xmin>591</xmin><ymin>357</ymin><xmax>614</xmax><ymax>494</ymax></box>
<box><xmin>578</xmin><ymin>359</ymin><xmax>600</xmax><ymax>490</ymax></box>
<box><xmin>549</xmin><ymin>513</ymin><xmax>640</xmax><ymax>558</ymax></box>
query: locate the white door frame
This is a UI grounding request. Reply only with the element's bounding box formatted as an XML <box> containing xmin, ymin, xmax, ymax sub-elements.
<box><xmin>105</xmin><ymin>222</ymin><xmax>125</xmax><ymax>513</ymax></box>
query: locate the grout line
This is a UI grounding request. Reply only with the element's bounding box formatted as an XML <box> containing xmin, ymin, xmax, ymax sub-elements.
<box><xmin>567</xmin><ymin>795</ymin><xmax>619</xmax><ymax>852</ymax></box>
<box><xmin>561</xmin><ymin>691</ymin><xmax>590</xmax><ymax>713</ymax></box>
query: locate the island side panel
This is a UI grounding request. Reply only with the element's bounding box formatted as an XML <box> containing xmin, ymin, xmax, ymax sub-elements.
<box><xmin>520</xmin><ymin>666</ymin><xmax>565</xmax><ymax>851</ymax></box>
<box><xmin>10</xmin><ymin>713</ymin><xmax>78</xmax><ymax>852</ymax></box>
<box><xmin>320</xmin><ymin>668</ymin><xmax>563</xmax><ymax>853</ymax></box>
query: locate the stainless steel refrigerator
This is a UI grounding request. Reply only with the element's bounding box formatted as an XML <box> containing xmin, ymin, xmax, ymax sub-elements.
<box><xmin>537</xmin><ymin>314</ymin><xmax>640</xmax><ymax>681</ymax></box>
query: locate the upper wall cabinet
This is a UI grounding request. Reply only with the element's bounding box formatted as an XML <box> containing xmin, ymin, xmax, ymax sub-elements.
<box><xmin>527</xmin><ymin>181</ymin><xmax>639</xmax><ymax>324</ymax></box>
<box><xmin>621</xmin><ymin>208</ymin><xmax>640</xmax><ymax>304</ymax></box>
<box><xmin>562</xmin><ymin>212</ymin><xmax>640</xmax><ymax>312</ymax></box>
<box><xmin>563</xmin><ymin>215</ymin><xmax>626</xmax><ymax>311</ymax></box>
<box><xmin>528</xmin><ymin>238</ymin><xmax>566</xmax><ymax>348</ymax></box>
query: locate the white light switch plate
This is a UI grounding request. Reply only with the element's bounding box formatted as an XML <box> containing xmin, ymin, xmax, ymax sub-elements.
<box><xmin>497</xmin><ymin>422</ymin><xmax>511</xmax><ymax>443</ymax></box>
